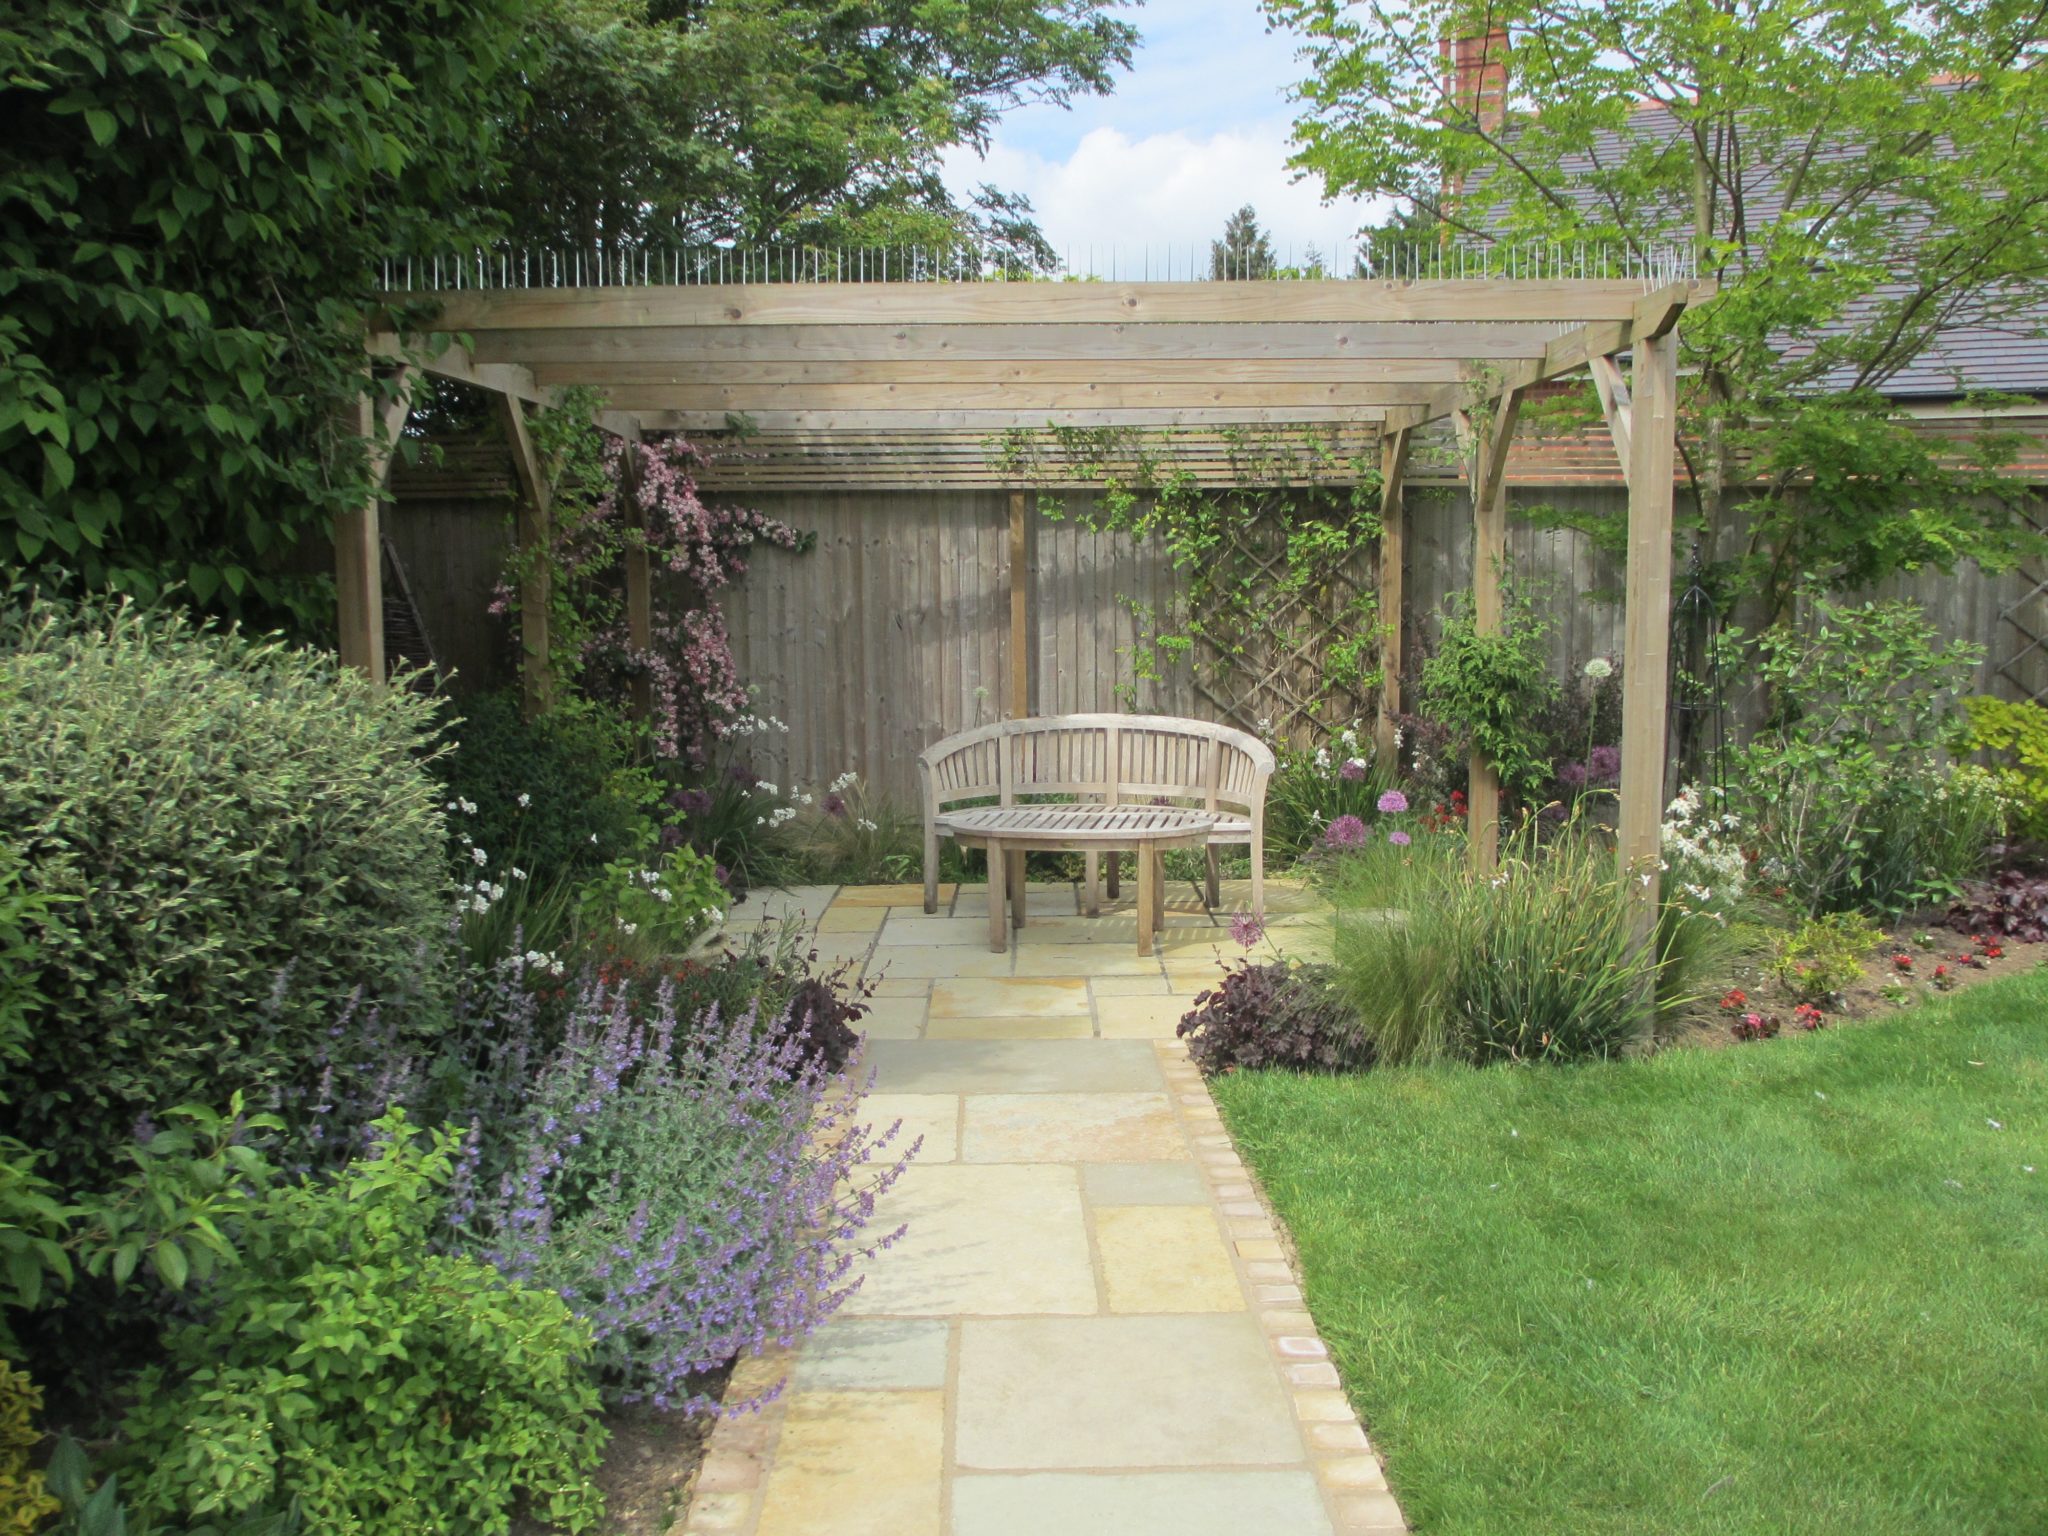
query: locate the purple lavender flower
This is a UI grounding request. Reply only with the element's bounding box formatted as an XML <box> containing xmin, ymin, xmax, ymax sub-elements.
<box><xmin>1321</xmin><ymin>814</ymin><xmax>1370</xmax><ymax>850</ymax></box>
<box><xmin>1377</xmin><ymin>789</ymin><xmax>1409</xmax><ymax>815</ymax></box>
<box><xmin>1388</xmin><ymin>830</ymin><xmax>1412</xmax><ymax>846</ymax></box>
<box><xmin>1338</xmin><ymin>758</ymin><xmax>1368</xmax><ymax>782</ymax></box>
<box><xmin>1229</xmin><ymin>909</ymin><xmax>1266</xmax><ymax>948</ymax></box>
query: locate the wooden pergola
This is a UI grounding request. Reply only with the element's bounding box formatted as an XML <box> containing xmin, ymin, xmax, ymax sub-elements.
<box><xmin>359</xmin><ymin>261</ymin><xmax>1709</xmax><ymax>921</ymax></box>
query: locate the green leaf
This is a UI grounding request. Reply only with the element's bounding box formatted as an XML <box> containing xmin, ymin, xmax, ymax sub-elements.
<box><xmin>152</xmin><ymin>1241</ymin><xmax>190</xmax><ymax>1290</ymax></box>
<box><xmin>84</xmin><ymin>109</ymin><xmax>117</xmax><ymax>147</ymax></box>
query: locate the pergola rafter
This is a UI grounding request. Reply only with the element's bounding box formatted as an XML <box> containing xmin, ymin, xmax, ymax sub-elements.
<box><xmin>359</xmin><ymin>263</ymin><xmax>1712</xmax><ymax>933</ymax></box>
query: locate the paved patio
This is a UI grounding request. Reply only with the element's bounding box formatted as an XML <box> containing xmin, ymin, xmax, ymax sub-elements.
<box><xmin>674</xmin><ymin>878</ymin><xmax>1405</xmax><ymax>1536</ymax></box>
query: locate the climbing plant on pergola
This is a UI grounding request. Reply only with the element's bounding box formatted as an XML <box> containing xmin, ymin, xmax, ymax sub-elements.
<box><xmin>354</xmin><ymin>248</ymin><xmax>1708</xmax><ymax>935</ymax></box>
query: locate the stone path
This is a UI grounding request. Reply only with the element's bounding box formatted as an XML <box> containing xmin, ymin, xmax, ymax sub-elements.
<box><xmin>675</xmin><ymin>879</ymin><xmax>1404</xmax><ymax>1536</ymax></box>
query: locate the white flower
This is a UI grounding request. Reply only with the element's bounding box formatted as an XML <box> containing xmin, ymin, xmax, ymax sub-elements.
<box><xmin>617</xmin><ymin>919</ymin><xmax>638</xmax><ymax>935</ymax></box>
<box><xmin>470</xmin><ymin>846</ymin><xmax>489</xmax><ymax>866</ymax></box>
<box><xmin>1583</xmin><ymin>657</ymin><xmax>1615</xmax><ymax>680</ymax></box>
<box><xmin>517</xmin><ymin>792</ymin><xmax>531</xmax><ymax>808</ymax></box>
<box><xmin>829</xmin><ymin>771</ymin><xmax>859</xmax><ymax>794</ymax></box>
<box><xmin>1393</xmin><ymin>726</ymin><xmax>1405</xmax><ymax>749</ymax></box>
<box><xmin>755</xmin><ymin>780</ymin><xmax>779</xmax><ymax>797</ymax></box>
<box><xmin>589</xmin><ymin>832</ymin><xmax>598</xmax><ymax>844</ymax></box>
<box><xmin>856</xmin><ymin>817</ymin><xmax>879</xmax><ymax>832</ymax></box>
<box><xmin>510</xmin><ymin>867</ymin><xmax>528</xmax><ymax>881</ymax></box>
<box><xmin>654</xmin><ymin>886</ymin><xmax>673</xmax><ymax>903</ymax></box>
<box><xmin>468</xmin><ymin>894</ymin><xmax>490</xmax><ymax>914</ymax></box>
<box><xmin>798</xmin><ymin>792</ymin><xmax>814</xmax><ymax>806</ymax></box>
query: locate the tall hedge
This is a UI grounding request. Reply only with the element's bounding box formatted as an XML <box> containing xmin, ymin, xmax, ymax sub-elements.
<box><xmin>0</xmin><ymin>598</ymin><xmax>449</xmax><ymax>1183</ymax></box>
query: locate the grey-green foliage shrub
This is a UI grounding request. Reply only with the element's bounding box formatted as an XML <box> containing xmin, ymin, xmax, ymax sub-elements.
<box><xmin>1417</xmin><ymin>585</ymin><xmax>1560</xmax><ymax>804</ymax></box>
<box><xmin>0</xmin><ymin>597</ymin><xmax>449</xmax><ymax>1183</ymax></box>
<box><xmin>1733</xmin><ymin>599</ymin><xmax>1993</xmax><ymax>915</ymax></box>
<box><xmin>1326</xmin><ymin>822</ymin><xmax>1664</xmax><ymax>1065</ymax></box>
<box><xmin>119</xmin><ymin>1113</ymin><xmax>606</xmax><ymax>1535</ymax></box>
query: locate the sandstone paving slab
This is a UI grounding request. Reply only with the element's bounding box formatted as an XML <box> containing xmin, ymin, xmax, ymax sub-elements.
<box><xmin>929</xmin><ymin>977</ymin><xmax>1090</xmax><ymax>1019</ymax></box>
<box><xmin>752</xmin><ymin>1389</ymin><xmax>944</xmax><ymax>1536</ymax></box>
<box><xmin>833</xmin><ymin>882</ymin><xmax>952</xmax><ymax>907</ymax></box>
<box><xmin>791</xmin><ymin>1318</ymin><xmax>950</xmax><ymax>1391</ymax></box>
<box><xmin>1095</xmin><ymin>1205</ymin><xmax>1243</xmax><ymax>1312</ymax></box>
<box><xmin>855</xmin><ymin>1093</ymin><xmax>959</xmax><ymax>1163</ymax></box>
<box><xmin>727</xmin><ymin>884</ymin><xmax>840</xmax><ymax>922</ymax></box>
<box><xmin>864</xmin><ymin>1039</ymin><xmax>1163</xmax><ymax>1095</ymax></box>
<box><xmin>841</xmin><ymin>1164</ymin><xmax>1097</xmax><ymax>1317</ymax></box>
<box><xmin>858</xmin><ymin>997</ymin><xmax>928</xmax><ymax>1039</ymax></box>
<box><xmin>1088</xmin><ymin>974</ymin><xmax>1173</xmax><ymax>997</ymax></box>
<box><xmin>1017</xmin><ymin>915</ymin><xmax>1210</xmax><ymax>945</ymax></box>
<box><xmin>951</xmin><ymin>1471</ymin><xmax>1333</xmax><ymax>1536</ymax></box>
<box><xmin>1012</xmin><ymin>945</ymin><xmax>1165</xmax><ymax>978</ymax></box>
<box><xmin>1081</xmin><ymin>1161</ymin><xmax>1207</xmax><ymax>1205</ymax></box>
<box><xmin>954</xmin><ymin>1315</ymin><xmax>1305</xmax><ymax>1469</ymax></box>
<box><xmin>925</xmin><ymin>1014</ymin><xmax>1092</xmax><ymax>1041</ymax></box>
<box><xmin>816</xmin><ymin>905</ymin><xmax>887</xmax><ymax>934</ymax></box>
<box><xmin>869</xmin><ymin>976</ymin><xmax>934</xmax><ymax>997</ymax></box>
<box><xmin>875</xmin><ymin>915</ymin><xmax>998</xmax><ymax>947</ymax></box>
<box><xmin>868</xmin><ymin>948</ymin><xmax>1016</xmax><ymax>981</ymax></box>
<box><xmin>961</xmin><ymin>1092</ymin><xmax>1185</xmax><ymax>1164</ymax></box>
<box><xmin>1098</xmin><ymin>994</ymin><xmax>1195</xmax><ymax>1040</ymax></box>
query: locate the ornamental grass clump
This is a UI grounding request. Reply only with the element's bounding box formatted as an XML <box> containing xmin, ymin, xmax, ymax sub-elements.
<box><xmin>452</xmin><ymin>974</ymin><xmax>915</xmax><ymax>1412</ymax></box>
<box><xmin>1325</xmin><ymin>819</ymin><xmax>1661</xmax><ymax>1066</ymax></box>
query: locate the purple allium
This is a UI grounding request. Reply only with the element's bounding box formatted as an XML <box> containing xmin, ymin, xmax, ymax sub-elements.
<box><xmin>1387</xmin><ymin>830</ymin><xmax>1412</xmax><ymax>846</ymax></box>
<box><xmin>1229</xmin><ymin>909</ymin><xmax>1266</xmax><ymax>948</ymax></box>
<box><xmin>1339</xmin><ymin>758</ymin><xmax>1368</xmax><ymax>782</ymax></box>
<box><xmin>1587</xmin><ymin>745</ymin><xmax>1621</xmax><ymax>784</ymax></box>
<box><xmin>822</xmin><ymin>792</ymin><xmax>847</xmax><ymax>818</ymax></box>
<box><xmin>1377</xmin><ymin>789</ymin><xmax>1409</xmax><ymax>815</ymax></box>
<box><xmin>671</xmin><ymin>787</ymin><xmax>714</xmax><ymax>817</ymax></box>
<box><xmin>1321</xmin><ymin>814</ymin><xmax>1370</xmax><ymax>850</ymax></box>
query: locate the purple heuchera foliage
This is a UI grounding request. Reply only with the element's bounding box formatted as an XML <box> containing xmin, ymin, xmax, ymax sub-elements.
<box><xmin>449</xmin><ymin>973</ymin><xmax>917</xmax><ymax>1415</ymax></box>
<box><xmin>1321</xmin><ymin>814</ymin><xmax>1370</xmax><ymax>850</ymax></box>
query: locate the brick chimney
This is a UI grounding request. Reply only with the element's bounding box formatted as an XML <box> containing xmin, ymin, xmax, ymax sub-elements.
<box><xmin>1442</xmin><ymin>29</ymin><xmax>1509</xmax><ymax>132</ymax></box>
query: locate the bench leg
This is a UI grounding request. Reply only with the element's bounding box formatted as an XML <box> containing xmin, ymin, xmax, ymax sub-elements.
<box><xmin>1136</xmin><ymin>846</ymin><xmax>1156</xmax><ymax>957</ymax></box>
<box><xmin>1009</xmin><ymin>845</ymin><xmax>1026</xmax><ymax>929</ymax></box>
<box><xmin>1084</xmin><ymin>851</ymin><xmax>1101</xmax><ymax>918</ymax></box>
<box><xmin>1251</xmin><ymin>839</ymin><xmax>1265</xmax><ymax>919</ymax></box>
<box><xmin>1204</xmin><ymin>844</ymin><xmax>1221</xmax><ymax>911</ymax></box>
<box><xmin>924</xmin><ymin>827</ymin><xmax>940</xmax><ymax>914</ymax></box>
<box><xmin>1153</xmin><ymin>847</ymin><xmax>1168</xmax><ymax>934</ymax></box>
<box><xmin>1105</xmin><ymin>853</ymin><xmax>1120</xmax><ymax>902</ymax></box>
<box><xmin>986</xmin><ymin>841</ymin><xmax>1008</xmax><ymax>952</ymax></box>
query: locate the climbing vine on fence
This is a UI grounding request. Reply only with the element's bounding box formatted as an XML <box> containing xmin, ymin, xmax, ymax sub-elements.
<box><xmin>495</xmin><ymin>397</ymin><xmax>812</xmax><ymax>762</ymax></box>
<box><xmin>990</xmin><ymin>425</ymin><xmax>1383</xmax><ymax>743</ymax></box>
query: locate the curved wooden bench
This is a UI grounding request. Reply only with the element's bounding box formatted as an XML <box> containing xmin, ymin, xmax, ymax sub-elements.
<box><xmin>917</xmin><ymin>714</ymin><xmax>1275</xmax><ymax>924</ymax></box>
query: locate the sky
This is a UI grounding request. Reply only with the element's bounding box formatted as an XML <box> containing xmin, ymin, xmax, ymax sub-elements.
<box><xmin>938</xmin><ymin>0</ymin><xmax>1389</xmax><ymax>273</ymax></box>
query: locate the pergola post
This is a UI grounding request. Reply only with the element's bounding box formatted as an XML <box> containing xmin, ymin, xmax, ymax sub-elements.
<box><xmin>1008</xmin><ymin>489</ymin><xmax>1031</xmax><ymax>719</ymax></box>
<box><xmin>619</xmin><ymin>423</ymin><xmax>653</xmax><ymax>723</ymax></box>
<box><xmin>498</xmin><ymin>393</ymin><xmax>557</xmax><ymax>720</ymax></box>
<box><xmin>1373</xmin><ymin>427</ymin><xmax>1412</xmax><ymax>764</ymax></box>
<box><xmin>336</xmin><ymin>367</ymin><xmax>415</xmax><ymax>680</ymax></box>
<box><xmin>1466</xmin><ymin>387</ymin><xmax>1524</xmax><ymax>873</ymax></box>
<box><xmin>1616</xmin><ymin>327</ymin><xmax>1679</xmax><ymax>943</ymax></box>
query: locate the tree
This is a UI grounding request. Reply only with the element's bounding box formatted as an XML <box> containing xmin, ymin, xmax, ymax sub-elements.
<box><xmin>1211</xmin><ymin>205</ymin><xmax>1279</xmax><ymax>280</ymax></box>
<box><xmin>0</xmin><ymin>0</ymin><xmax>528</xmax><ymax>630</ymax></box>
<box><xmin>1265</xmin><ymin>0</ymin><xmax>2048</xmax><ymax>623</ymax></box>
<box><xmin>491</xmin><ymin>0</ymin><xmax>1137</xmax><ymax>260</ymax></box>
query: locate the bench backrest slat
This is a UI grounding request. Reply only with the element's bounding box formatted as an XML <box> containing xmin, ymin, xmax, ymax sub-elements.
<box><xmin>920</xmin><ymin>714</ymin><xmax>1274</xmax><ymax>825</ymax></box>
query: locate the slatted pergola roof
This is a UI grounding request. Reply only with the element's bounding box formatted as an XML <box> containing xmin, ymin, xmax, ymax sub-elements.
<box><xmin>350</xmin><ymin>251</ymin><xmax>1709</xmax><ymax>906</ymax></box>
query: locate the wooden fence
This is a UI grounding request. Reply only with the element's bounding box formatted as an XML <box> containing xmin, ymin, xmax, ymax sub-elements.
<box><xmin>387</xmin><ymin>477</ymin><xmax>2048</xmax><ymax>806</ymax></box>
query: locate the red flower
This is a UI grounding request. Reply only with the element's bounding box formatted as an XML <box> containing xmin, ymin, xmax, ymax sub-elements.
<box><xmin>1793</xmin><ymin>1004</ymin><xmax>1825</xmax><ymax>1031</ymax></box>
<box><xmin>1719</xmin><ymin>988</ymin><xmax>1748</xmax><ymax>1012</ymax></box>
<box><xmin>1893</xmin><ymin>953</ymin><xmax>1914</xmax><ymax>971</ymax></box>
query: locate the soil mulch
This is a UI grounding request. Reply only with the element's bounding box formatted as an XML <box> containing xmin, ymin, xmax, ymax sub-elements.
<box><xmin>514</xmin><ymin>1364</ymin><xmax>731</xmax><ymax>1536</ymax></box>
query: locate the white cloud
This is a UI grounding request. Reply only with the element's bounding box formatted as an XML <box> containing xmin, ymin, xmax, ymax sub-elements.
<box><xmin>945</xmin><ymin>122</ymin><xmax>1388</xmax><ymax>274</ymax></box>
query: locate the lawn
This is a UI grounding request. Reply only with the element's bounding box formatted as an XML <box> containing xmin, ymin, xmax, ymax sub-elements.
<box><xmin>1213</xmin><ymin>970</ymin><xmax>2048</xmax><ymax>1535</ymax></box>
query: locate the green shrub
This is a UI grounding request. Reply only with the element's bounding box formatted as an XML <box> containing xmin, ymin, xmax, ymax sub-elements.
<box><xmin>1766</xmin><ymin>912</ymin><xmax>1884</xmax><ymax>1003</ymax></box>
<box><xmin>573</xmin><ymin>843</ymin><xmax>727</xmax><ymax>960</ymax></box>
<box><xmin>1418</xmin><ymin>586</ymin><xmax>1560</xmax><ymax>806</ymax></box>
<box><xmin>1960</xmin><ymin>694</ymin><xmax>2048</xmax><ymax>842</ymax></box>
<box><xmin>1733</xmin><ymin>600</ymin><xmax>1989</xmax><ymax>915</ymax></box>
<box><xmin>1263</xmin><ymin>724</ymin><xmax>1396</xmax><ymax>861</ymax></box>
<box><xmin>437</xmin><ymin>691</ymin><xmax>662</xmax><ymax>887</ymax></box>
<box><xmin>0</xmin><ymin>598</ymin><xmax>450</xmax><ymax>1184</ymax></box>
<box><xmin>0</xmin><ymin>1363</ymin><xmax>57</xmax><ymax>1536</ymax></box>
<box><xmin>1326</xmin><ymin>821</ymin><xmax>1663</xmax><ymax>1065</ymax></box>
<box><xmin>120</xmin><ymin>1113</ymin><xmax>605</xmax><ymax>1536</ymax></box>
<box><xmin>786</xmin><ymin>773</ymin><xmax>923</xmax><ymax>884</ymax></box>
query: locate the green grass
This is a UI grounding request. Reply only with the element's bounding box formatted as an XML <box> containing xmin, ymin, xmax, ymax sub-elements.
<box><xmin>1213</xmin><ymin>971</ymin><xmax>2048</xmax><ymax>1535</ymax></box>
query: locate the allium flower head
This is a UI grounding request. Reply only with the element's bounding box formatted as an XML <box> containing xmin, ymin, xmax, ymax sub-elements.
<box><xmin>1321</xmin><ymin>814</ymin><xmax>1370</xmax><ymax>850</ymax></box>
<box><xmin>1339</xmin><ymin>758</ymin><xmax>1369</xmax><ymax>782</ymax></box>
<box><xmin>823</xmin><ymin>792</ymin><xmax>847</xmax><ymax>818</ymax></box>
<box><xmin>1388</xmin><ymin>830</ymin><xmax>1412</xmax><ymax>846</ymax></box>
<box><xmin>1229</xmin><ymin>909</ymin><xmax>1265</xmax><ymax>948</ymax></box>
<box><xmin>1376</xmin><ymin>789</ymin><xmax>1409</xmax><ymax>815</ymax></box>
<box><xmin>1583</xmin><ymin>657</ymin><xmax>1615</xmax><ymax>680</ymax></box>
